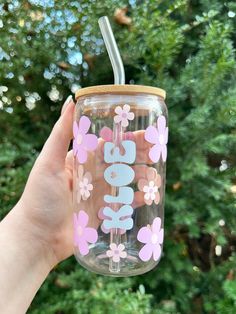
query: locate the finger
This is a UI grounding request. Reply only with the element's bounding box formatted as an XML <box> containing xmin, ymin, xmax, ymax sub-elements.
<box><xmin>65</xmin><ymin>150</ymin><xmax>73</xmax><ymax>173</ymax></box>
<box><xmin>132</xmin><ymin>191</ymin><xmax>145</xmax><ymax>209</ymax></box>
<box><xmin>65</xmin><ymin>150</ymin><xmax>74</xmax><ymax>191</ymax></box>
<box><xmin>61</xmin><ymin>95</ymin><xmax>73</xmax><ymax>115</ymax></box>
<box><xmin>38</xmin><ymin>98</ymin><xmax>75</xmax><ymax>169</ymax></box>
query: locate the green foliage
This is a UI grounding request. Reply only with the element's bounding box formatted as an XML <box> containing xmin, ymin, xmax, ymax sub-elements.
<box><xmin>0</xmin><ymin>0</ymin><xmax>235</xmax><ymax>313</ymax></box>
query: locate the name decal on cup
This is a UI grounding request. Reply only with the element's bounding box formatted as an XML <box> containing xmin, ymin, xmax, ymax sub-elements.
<box><xmin>102</xmin><ymin>139</ymin><xmax>136</xmax><ymax>231</ymax></box>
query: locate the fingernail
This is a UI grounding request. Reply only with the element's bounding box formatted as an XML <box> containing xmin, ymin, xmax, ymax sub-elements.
<box><xmin>61</xmin><ymin>95</ymin><xmax>73</xmax><ymax>115</ymax></box>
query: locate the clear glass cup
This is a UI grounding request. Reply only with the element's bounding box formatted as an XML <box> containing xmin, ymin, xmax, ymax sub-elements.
<box><xmin>73</xmin><ymin>85</ymin><xmax>168</xmax><ymax>276</ymax></box>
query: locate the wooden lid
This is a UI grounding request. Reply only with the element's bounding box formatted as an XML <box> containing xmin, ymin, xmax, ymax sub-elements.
<box><xmin>75</xmin><ymin>84</ymin><xmax>166</xmax><ymax>100</ymax></box>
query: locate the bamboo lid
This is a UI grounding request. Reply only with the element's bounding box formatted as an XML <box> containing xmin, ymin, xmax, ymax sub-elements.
<box><xmin>75</xmin><ymin>84</ymin><xmax>166</xmax><ymax>100</ymax></box>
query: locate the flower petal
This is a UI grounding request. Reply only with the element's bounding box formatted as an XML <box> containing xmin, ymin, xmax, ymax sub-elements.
<box><xmin>106</xmin><ymin>249</ymin><xmax>114</xmax><ymax>257</ymax></box>
<box><xmin>121</xmin><ymin>118</ymin><xmax>129</xmax><ymax>128</ymax></box>
<box><xmin>152</xmin><ymin>217</ymin><xmax>161</xmax><ymax>234</ymax></box>
<box><xmin>100</xmin><ymin>127</ymin><xmax>113</xmax><ymax>141</ymax></box>
<box><xmin>79</xmin><ymin>181</ymin><xmax>85</xmax><ymax>189</ymax></box>
<box><xmin>158</xmin><ymin>228</ymin><xmax>164</xmax><ymax>244</ymax></box>
<box><xmin>84</xmin><ymin>190</ymin><xmax>90</xmax><ymax>198</ymax></box>
<box><xmin>155</xmin><ymin>174</ymin><xmax>162</xmax><ymax>188</ymax></box>
<box><xmin>87</xmin><ymin>184</ymin><xmax>93</xmax><ymax>191</ymax></box>
<box><xmin>78</xmin><ymin>116</ymin><xmax>91</xmax><ymax>135</ymax></box>
<box><xmin>120</xmin><ymin>251</ymin><xmax>127</xmax><ymax>258</ymax></box>
<box><xmin>114</xmin><ymin>115</ymin><xmax>122</xmax><ymax>124</ymax></box>
<box><xmin>110</xmin><ymin>243</ymin><xmax>117</xmax><ymax>251</ymax></box>
<box><xmin>138</xmin><ymin>179</ymin><xmax>148</xmax><ymax>191</ymax></box>
<box><xmin>149</xmin><ymin>144</ymin><xmax>161</xmax><ymax>163</ymax></box>
<box><xmin>113</xmin><ymin>255</ymin><xmax>120</xmax><ymax>262</ymax></box>
<box><xmin>146</xmin><ymin>167</ymin><xmax>157</xmax><ymax>181</ymax></box>
<box><xmin>153</xmin><ymin>186</ymin><xmax>158</xmax><ymax>193</ymax></box>
<box><xmin>83</xmin><ymin>177</ymin><xmax>89</xmax><ymax>185</ymax></box>
<box><xmin>150</xmin><ymin>192</ymin><xmax>156</xmax><ymax>200</ymax></box>
<box><xmin>127</xmin><ymin>112</ymin><xmax>134</xmax><ymax>121</ymax></box>
<box><xmin>139</xmin><ymin>244</ymin><xmax>153</xmax><ymax>262</ymax></box>
<box><xmin>164</xmin><ymin>127</ymin><xmax>169</xmax><ymax>144</ymax></box>
<box><xmin>149</xmin><ymin>181</ymin><xmax>155</xmax><ymax>187</ymax></box>
<box><xmin>118</xmin><ymin>243</ymin><xmax>125</xmax><ymax>252</ymax></box>
<box><xmin>161</xmin><ymin>144</ymin><xmax>167</xmax><ymax>162</ymax></box>
<box><xmin>83</xmin><ymin>227</ymin><xmax>98</xmax><ymax>243</ymax></box>
<box><xmin>154</xmin><ymin>192</ymin><xmax>160</xmax><ymax>205</ymax></box>
<box><xmin>78</xmin><ymin>165</ymin><xmax>84</xmax><ymax>179</ymax></box>
<box><xmin>78</xmin><ymin>239</ymin><xmax>89</xmax><ymax>256</ymax></box>
<box><xmin>81</xmin><ymin>194</ymin><xmax>86</xmax><ymax>201</ymax></box>
<box><xmin>143</xmin><ymin>185</ymin><xmax>149</xmax><ymax>193</ymax></box>
<box><xmin>84</xmin><ymin>171</ymin><xmax>92</xmax><ymax>183</ymax></box>
<box><xmin>78</xmin><ymin>210</ymin><xmax>89</xmax><ymax>228</ymax></box>
<box><xmin>145</xmin><ymin>126</ymin><xmax>158</xmax><ymax>144</ymax></box>
<box><xmin>73</xmin><ymin>121</ymin><xmax>79</xmax><ymax>138</ymax></box>
<box><xmin>144</xmin><ymin>192</ymin><xmax>150</xmax><ymax>200</ymax></box>
<box><xmin>123</xmin><ymin>104</ymin><xmax>130</xmax><ymax>113</ymax></box>
<box><xmin>137</xmin><ymin>226</ymin><xmax>152</xmax><ymax>243</ymax></box>
<box><xmin>73</xmin><ymin>139</ymin><xmax>78</xmax><ymax>156</ymax></box>
<box><xmin>145</xmin><ymin>198</ymin><xmax>153</xmax><ymax>205</ymax></box>
<box><xmin>152</xmin><ymin>244</ymin><xmax>162</xmax><ymax>261</ymax></box>
<box><xmin>114</xmin><ymin>106</ymin><xmax>123</xmax><ymax>115</ymax></box>
<box><xmin>76</xmin><ymin>146</ymin><xmax>88</xmax><ymax>164</ymax></box>
<box><xmin>84</xmin><ymin>134</ymin><xmax>98</xmax><ymax>151</ymax></box>
<box><xmin>157</xmin><ymin>115</ymin><xmax>166</xmax><ymax>134</ymax></box>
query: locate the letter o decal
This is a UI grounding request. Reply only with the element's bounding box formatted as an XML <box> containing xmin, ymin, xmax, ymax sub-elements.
<box><xmin>104</xmin><ymin>164</ymin><xmax>135</xmax><ymax>187</ymax></box>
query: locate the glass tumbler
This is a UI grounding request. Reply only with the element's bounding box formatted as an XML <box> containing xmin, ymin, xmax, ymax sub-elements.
<box><xmin>73</xmin><ymin>85</ymin><xmax>168</xmax><ymax>276</ymax></box>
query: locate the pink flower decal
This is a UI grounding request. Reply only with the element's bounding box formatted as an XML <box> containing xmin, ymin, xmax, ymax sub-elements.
<box><xmin>106</xmin><ymin>243</ymin><xmax>127</xmax><ymax>262</ymax></box>
<box><xmin>77</xmin><ymin>165</ymin><xmax>93</xmax><ymax>203</ymax></box>
<box><xmin>145</xmin><ymin>115</ymin><xmax>168</xmax><ymax>163</ymax></box>
<box><xmin>73</xmin><ymin>116</ymin><xmax>98</xmax><ymax>164</ymax></box>
<box><xmin>114</xmin><ymin>104</ymin><xmax>134</xmax><ymax>127</ymax></box>
<box><xmin>138</xmin><ymin>167</ymin><xmax>161</xmax><ymax>205</ymax></box>
<box><xmin>137</xmin><ymin>217</ymin><xmax>164</xmax><ymax>262</ymax></box>
<box><xmin>73</xmin><ymin>210</ymin><xmax>98</xmax><ymax>256</ymax></box>
<box><xmin>100</xmin><ymin>126</ymin><xmax>134</xmax><ymax>142</ymax></box>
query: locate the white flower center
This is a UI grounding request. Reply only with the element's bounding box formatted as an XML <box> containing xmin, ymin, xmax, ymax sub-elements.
<box><xmin>122</xmin><ymin>112</ymin><xmax>127</xmax><ymax>118</ymax></box>
<box><xmin>77</xmin><ymin>226</ymin><xmax>83</xmax><ymax>236</ymax></box>
<box><xmin>77</xmin><ymin>133</ymin><xmax>83</xmax><ymax>145</ymax></box>
<box><xmin>151</xmin><ymin>233</ymin><xmax>158</xmax><ymax>244</ymax></box>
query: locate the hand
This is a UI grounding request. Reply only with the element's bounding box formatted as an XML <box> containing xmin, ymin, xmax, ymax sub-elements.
<box><xmin>12</xmin><ymin>96</ymin><xmax>76</xmax><ymax>267</ymax></box>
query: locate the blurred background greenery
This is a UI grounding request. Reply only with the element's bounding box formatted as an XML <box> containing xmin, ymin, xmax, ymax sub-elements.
<box><xmin>0</xmin><ymin>0</ymin><xmax>236</xmax><ymax>313</ymax></box>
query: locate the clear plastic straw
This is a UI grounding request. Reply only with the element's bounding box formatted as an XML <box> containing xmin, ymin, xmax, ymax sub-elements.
<box><xmin>98</xmin><ymin>16</ymin><xmax>125</xmax><ymax>273</ymax></box>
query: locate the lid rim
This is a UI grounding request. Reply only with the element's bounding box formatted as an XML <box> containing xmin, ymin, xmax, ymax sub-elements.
<box><xmin>75</xmin><ymin>84</ymin><xmax>166</xmax><ymax>100</ymax></box>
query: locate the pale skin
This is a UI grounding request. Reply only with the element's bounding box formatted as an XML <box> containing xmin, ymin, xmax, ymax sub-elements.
<box><xmin>0</xmin><ymin>96</ymin><xmax>152</xmax><ymax>314</ymax></box>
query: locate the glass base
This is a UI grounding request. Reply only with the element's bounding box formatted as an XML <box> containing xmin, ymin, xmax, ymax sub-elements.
<box><xmin>74</xmin><ymin>241</ymin><xmax>160</xmax><ymax>277</ymax></box>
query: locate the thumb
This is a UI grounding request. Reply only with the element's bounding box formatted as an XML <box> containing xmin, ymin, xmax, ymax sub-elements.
<box><xmin>38</xmin><ymin>96</ymin><xmax>75</xmax><ymax>170</ymax></box>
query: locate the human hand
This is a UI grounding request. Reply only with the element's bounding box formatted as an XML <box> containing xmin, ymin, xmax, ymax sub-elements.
<box><xmin>12</xmin><ymin>96</ymin><xmax>76</xmax><ymax>268</ymax></box>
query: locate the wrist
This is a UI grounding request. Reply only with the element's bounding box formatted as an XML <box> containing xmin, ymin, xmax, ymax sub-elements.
<box><xmin>0</xmin><ymin>202</ymin><xmax>57</xmax><ymax>313</ymax></box>
<box><xmin>0</xmin><ymin>201</ymin><xmax>58</xmax><ymax>272</ymax></box>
